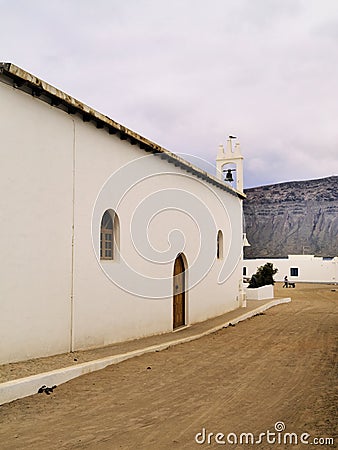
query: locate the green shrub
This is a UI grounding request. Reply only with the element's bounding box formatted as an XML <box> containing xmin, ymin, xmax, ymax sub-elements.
<box><xmin>248</xmin><ymin>263</ymin><xmax>278</xmax><ymax>288</ymax></box>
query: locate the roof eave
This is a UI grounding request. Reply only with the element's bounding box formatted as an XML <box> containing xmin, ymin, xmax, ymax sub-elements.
<box><xmin>0</xmin><ymin>62</ymin><xmax>246</xmax><ymax>200</ymax></box>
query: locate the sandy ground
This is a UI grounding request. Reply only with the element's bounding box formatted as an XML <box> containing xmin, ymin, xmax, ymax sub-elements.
<box><xmin>0</xmin><ymin>298</ymin><xmax>278</xmax><ymax>384</ymax></box>
<box><xmin>0</xmin><ymin>283</ymin><xmax>337</xmax><ymax>449</ymax></box>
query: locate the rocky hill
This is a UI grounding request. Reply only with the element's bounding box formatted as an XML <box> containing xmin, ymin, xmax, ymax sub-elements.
<box><xmin>243</xmin><ymin>176</ymin><xmax>338</xmax><ymax>258</ymax></box>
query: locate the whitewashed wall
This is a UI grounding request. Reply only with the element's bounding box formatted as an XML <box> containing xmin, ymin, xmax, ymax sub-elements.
<box><xmin>0</xmin><ymin>81</ymin><xmax>243</xmax><ymax>363</ymax></box>
<box><xmin>72</xmin><ymin>117</ymin><xmax>243</xmax><ymax>351</ymax></box>
<box><xmin>244</xmin><ymin>255</ymin><xmax>338</xmax><ymax>284</ymax></box>
<box><xmin>0</xmin><ymin>82</ymin><xmax>73</xmax><ymax>363</ymax></box>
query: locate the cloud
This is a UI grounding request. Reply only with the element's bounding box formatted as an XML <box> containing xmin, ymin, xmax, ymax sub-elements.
<box><xmin>1</xmin><ymin>0</ymin><xmax>337</xmax><ymax>187</ymax></box>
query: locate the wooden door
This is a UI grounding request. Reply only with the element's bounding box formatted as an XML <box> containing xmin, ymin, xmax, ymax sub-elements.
<box><xmin>173</xmin><ymin>254</ymin><xmax>185</xmax><ymax>329</ymax></box>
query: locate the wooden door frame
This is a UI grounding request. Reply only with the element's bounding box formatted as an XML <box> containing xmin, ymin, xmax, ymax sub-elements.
<box><xmin>173</xmin><ymin>253</ymin><xmax>186</xmax><ymax>329</ymax></box>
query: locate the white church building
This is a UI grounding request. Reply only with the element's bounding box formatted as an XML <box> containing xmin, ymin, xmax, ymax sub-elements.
<box><xmin>0</xmin><ymin>63</ymin><xmax>246</xmax><ymax>364</ymax></box>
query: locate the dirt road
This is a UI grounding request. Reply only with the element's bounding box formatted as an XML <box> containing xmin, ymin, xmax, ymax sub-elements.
<box><xmin>0</xmin><ymin>284</ymin><xmax>337</xmax><ymax>449</ymax></box>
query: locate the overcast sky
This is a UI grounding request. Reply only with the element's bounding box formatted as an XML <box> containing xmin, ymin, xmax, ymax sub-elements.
<box><xmin>1</xmin><ymin>0</ymin><xmax>337</xmax><ymax>188</ymax></box>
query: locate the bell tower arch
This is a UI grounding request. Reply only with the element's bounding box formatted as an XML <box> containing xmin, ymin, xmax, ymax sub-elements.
<box><xmin>216</xmin><ymin>136</ymin><xmax>244</xmax><ymax>192</ymax></box>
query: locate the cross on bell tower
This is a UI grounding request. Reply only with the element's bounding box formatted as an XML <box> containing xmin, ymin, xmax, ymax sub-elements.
<box><xmin>216</xmin><ymin>136</ymin><xmax>244</xmax><ymax>192</ymax></box>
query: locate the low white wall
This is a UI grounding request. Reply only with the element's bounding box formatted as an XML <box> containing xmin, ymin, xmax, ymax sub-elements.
<box><xmin>245</xmin><ymin>284</ymin><xmax>274</xmax><ymax>300</ymax></box>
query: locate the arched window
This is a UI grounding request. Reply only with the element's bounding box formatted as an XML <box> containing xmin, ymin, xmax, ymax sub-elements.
<box><xmin>217</xmin><ymin>230</ymin><xmax>223</xmax><ymax>259</ymax></box>
<box><xmin>100</xmin><ymin>210</ymin><xmax>120</xmax><ymax>260</ymax></box>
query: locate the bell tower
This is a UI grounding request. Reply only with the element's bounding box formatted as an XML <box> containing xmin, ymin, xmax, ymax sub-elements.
<box><xmin>216</xmin><ymin>136</ymin><xmax>244</xmax><ymax>192</ymax></box>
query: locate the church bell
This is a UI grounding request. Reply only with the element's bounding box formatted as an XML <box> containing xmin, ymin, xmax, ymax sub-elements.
<box><xmin>225</xmin><ymin>168</ymin><xmax>235</xmax><ymax>182</ymax></box>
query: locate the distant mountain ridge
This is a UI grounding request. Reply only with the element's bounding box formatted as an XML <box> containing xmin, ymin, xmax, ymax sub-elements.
<box><xmin>243</xmin><ymin>176</ymin><xmax>338</xmax><ymax>258</ymax></box>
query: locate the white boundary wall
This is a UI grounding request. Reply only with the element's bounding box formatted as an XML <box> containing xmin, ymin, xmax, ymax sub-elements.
<box><xmin>244</xmin><ymin>255</ymin><xmax>338</xmax><ymax>284</ymax></box>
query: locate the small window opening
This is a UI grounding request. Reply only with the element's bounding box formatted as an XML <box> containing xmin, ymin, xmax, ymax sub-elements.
<box><xmin>217</xmin><ymin>230</ymin><xmax>224</xmax><ymax>259</ymax></box>
<box><xmin>100</xmin><ymin>210</ymin><xmax>120</xmax><ymax>260</ymax></box>
<box><xmin>290</xmin><ymin>267</ymin><xmax>299</xmax><ymax>277</ymax></box>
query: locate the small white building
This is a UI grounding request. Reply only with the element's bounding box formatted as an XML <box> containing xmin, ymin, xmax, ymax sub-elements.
<box><xmin>0</xmin><ymin>63</ymin><xmax>246</xmax><ymax>364</ymax></box>
<box><xmin>244</xmin><ymin>255</ymin><xmax>338</xmax><ymax>284</ymax></box>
